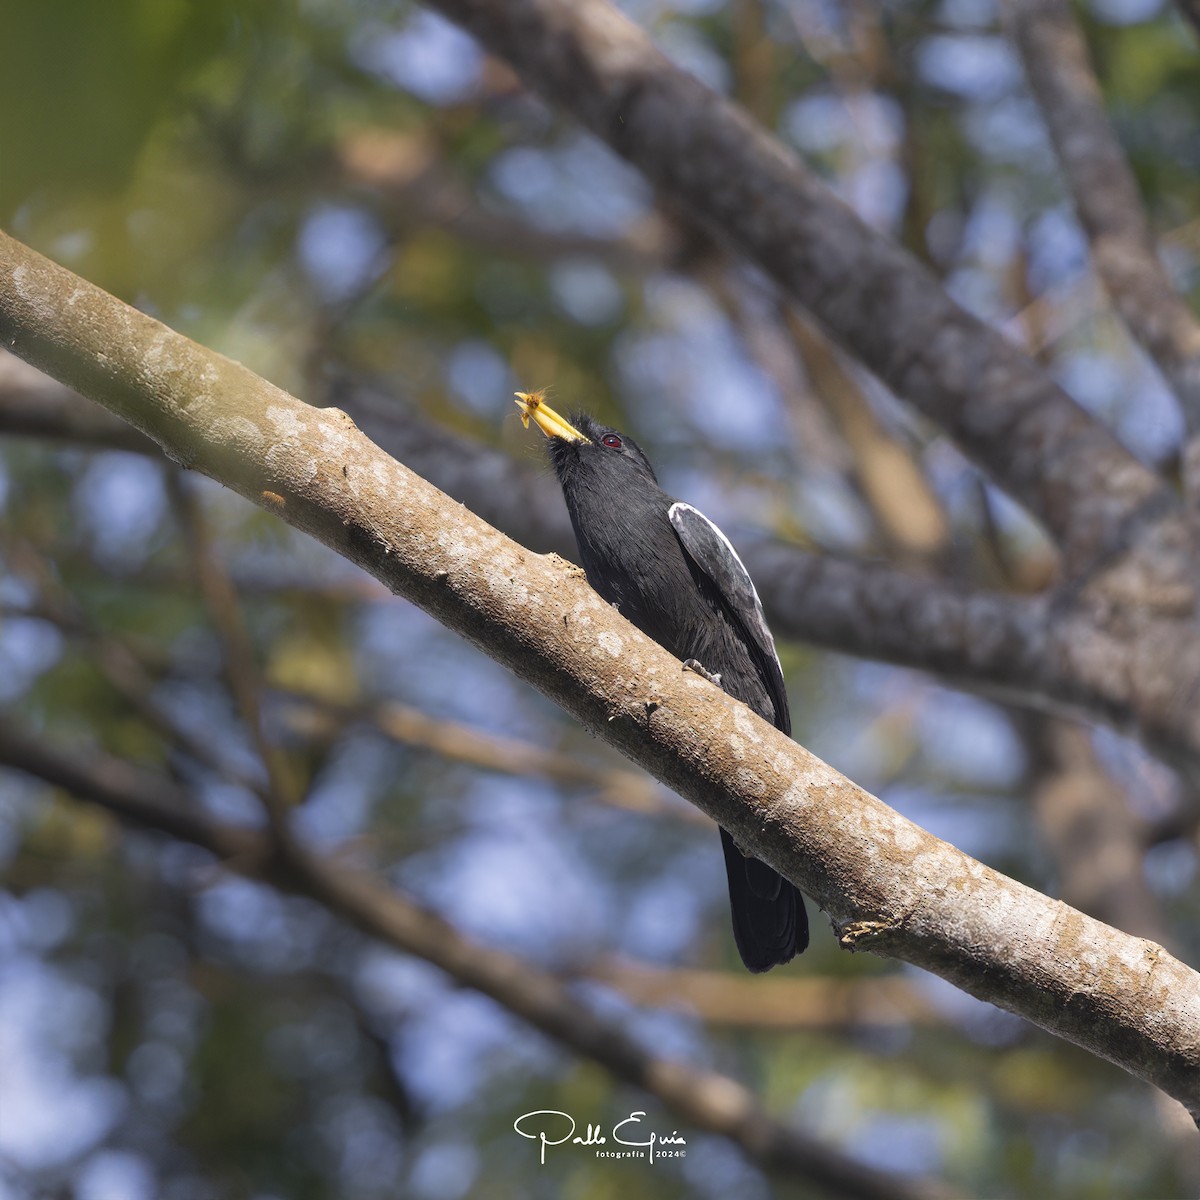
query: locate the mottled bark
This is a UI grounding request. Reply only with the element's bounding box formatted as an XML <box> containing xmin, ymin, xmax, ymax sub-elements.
<box><xmin>2</xmin><ymin>230</ymin><xmax>1198</xmax><ymax>1118</ymax></box>
<box><xmin>13</xmin><ymin>349</ymin><xmax>1200</xmax><ymax>776</ymax></box>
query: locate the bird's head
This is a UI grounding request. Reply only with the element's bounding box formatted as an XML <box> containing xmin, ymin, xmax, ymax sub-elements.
<box><xmin>514</xmin><ymin>391</ymin><xmax>659</xmax><ymax>489</ymax></box>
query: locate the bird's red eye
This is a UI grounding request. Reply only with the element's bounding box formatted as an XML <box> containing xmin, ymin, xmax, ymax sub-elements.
<box><xmin>602</xmin><ymin>434</ymin><xmax>622</xmax><ymax>449</ymax></box>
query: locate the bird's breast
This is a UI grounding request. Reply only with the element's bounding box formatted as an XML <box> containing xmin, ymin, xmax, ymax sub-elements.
<box><xmin>570</xmin><ymin>504</ymin><xmax>690</xmax><ymax>644</ymax></box>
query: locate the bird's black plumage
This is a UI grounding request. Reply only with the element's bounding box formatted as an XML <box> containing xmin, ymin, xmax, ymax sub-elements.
<box><xmin>521</xmin><ymin>399</ymin><xmax>808</xmax><ymax>972</ymax></box>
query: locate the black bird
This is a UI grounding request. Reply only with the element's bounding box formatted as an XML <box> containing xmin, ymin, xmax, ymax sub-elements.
<box><xmin>516</xmin><ymin>391</ymin><xmax>808</xmax><ymax>972</ymax></box>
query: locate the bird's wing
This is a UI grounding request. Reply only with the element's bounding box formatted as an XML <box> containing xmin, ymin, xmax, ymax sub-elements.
<box><xmin>668</xmin><ymin>502</ymin><xmax>790</xmax><ymax>735</ymax></box>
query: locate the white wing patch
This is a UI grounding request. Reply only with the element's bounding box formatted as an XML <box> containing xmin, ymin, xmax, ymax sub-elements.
<box><xmin>668</xmin><ymin>502</ymin><xmax>777</xmax><ymax>655</ymax></box>
<box><xmin>668</xmin><ymin>500</ymin><xmax>790</xmax><ymax>735</ymax></box>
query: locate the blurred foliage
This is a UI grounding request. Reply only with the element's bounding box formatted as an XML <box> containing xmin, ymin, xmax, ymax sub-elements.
<box><xmin>2</xmin><ymin>0</ymin><xmax>1199</xmax><ymax>1198</ymax></box>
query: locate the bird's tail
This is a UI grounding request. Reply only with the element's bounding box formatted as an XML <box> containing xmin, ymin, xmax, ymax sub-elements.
<box><xmin>720</xmin><ymin>827</ymin><xmax>808</xmax><ymax>972</ymax></box>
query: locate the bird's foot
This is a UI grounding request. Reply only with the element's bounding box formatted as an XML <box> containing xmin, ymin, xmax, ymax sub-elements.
<box><xmin>682</xmin><ymin>659</ymin><xmax>722</xmax><ymax>687</ymax></box>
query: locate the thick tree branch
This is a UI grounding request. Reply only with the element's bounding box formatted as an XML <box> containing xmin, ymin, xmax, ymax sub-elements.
<box><xmin>1005</xmin><ymin>0</ymin><xmax>1200</xmax><ymax>453</ymax></box>
<box><xmin>346</xmin><ymin>380</ymin><xmax>1200</xmax><ymax>775</ymax></box>
<box><xmin>417</xmin><ymin>0</ymin><xmax>1170</xmax><ymax>566</ymax></box>
<box><xmin>14</xmin><ymin>342</ymin><xmax>1200</xmax><ymax>777</ymax></box>
<box><xmin>0</xmin><ymin>717</ymin><xmax>945</xmax><ymax>1200</ymax></box>
<box><xmin>349</xmin><ymin>382</ymin><xmax>1200</xmax><ymax>775</ymax></box>
<box><xmin>1</xmin><ymin>232</ymin><xmax>1198</xmax><ymax>1118</ymax></box>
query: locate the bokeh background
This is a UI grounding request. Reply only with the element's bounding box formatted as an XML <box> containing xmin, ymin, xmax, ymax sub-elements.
<box><xmin>2</xmin><ymin>0</ymin><xmax>1199</xmax><ymax>1196</ymax></box>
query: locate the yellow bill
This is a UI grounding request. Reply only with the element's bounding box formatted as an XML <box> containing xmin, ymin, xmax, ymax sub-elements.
<box><xmin>514</xmin><ymin>390</ymin><xmax>589</xmax><ymax>443</ymax></box>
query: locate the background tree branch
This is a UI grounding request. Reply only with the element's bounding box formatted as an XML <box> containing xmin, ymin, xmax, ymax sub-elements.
<box><xmin>0</xmin><ymin>348</ymin><xmax>158</xmax><ymax>452</ymax></box>
<box><xmin>0</xmin><ymin>717</ymin><xmax>940</xmax><ymax>1200</ymax></box>
<box><xmin>418</xmin><ymin>0</ymin><xmax>1175</xmax><ymax>569</ymax></box>
<box><xmin>1004</xmin><ymin>0</ymin><xmax>1200</xmax><ymax>492</ymax></box>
